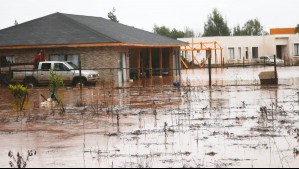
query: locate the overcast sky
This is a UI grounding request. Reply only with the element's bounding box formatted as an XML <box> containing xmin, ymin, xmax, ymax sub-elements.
<box><xmin>0</xmin><ymin>0</ymin><xmax>298</xmax><ymax>35</ymax></box>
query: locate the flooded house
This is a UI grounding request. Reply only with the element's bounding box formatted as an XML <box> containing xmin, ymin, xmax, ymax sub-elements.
<box><xmin>0</xmin><ymin>13</ymin><xmax>186</xmax><ymax>84</ymax></box>
<box><xmin>179</xmin><ymin>28</ymin><xmax>299</xmax><ymax>66</ymax></box>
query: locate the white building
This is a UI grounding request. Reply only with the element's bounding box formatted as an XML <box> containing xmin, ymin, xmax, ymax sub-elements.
<box><xmin>179</xmin><ymin>34</ymin><xmax>299</xmax><ymax>66</ymax></box>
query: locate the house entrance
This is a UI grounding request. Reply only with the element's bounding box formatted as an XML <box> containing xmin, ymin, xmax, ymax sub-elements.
<box><xmin>276</xmin><ymin>45</ymin><xmax>288</xmax><ymax>63</ymax></box>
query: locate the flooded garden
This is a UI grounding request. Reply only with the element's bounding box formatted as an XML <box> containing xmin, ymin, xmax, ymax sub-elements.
<box><xmin>1</xmin><ymin>66</ymin><xmax>299</xmax><ymax>168</ymax></box>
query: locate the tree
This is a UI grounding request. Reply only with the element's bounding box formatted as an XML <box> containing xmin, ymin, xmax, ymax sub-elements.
<box><xmin>170</xmin><ymin>28</ymin><xmax>185</xmax><ymax>39</ymax></box>
<box><xmin>233</xmin><ymin>18</ymin><xmax>267</xmax><ymax>36</ymax></box>
<box><xmin>153</xmin><ymin>25</ymin><xmax>195</xmax><ymax>39</ymax></box>
<box><xmin>233</xmin><ymin>25</ymin><xmax>243</xmax><ymax>36</ymax></box>
<box><xmin>242</xmin><ymin>18</ymin><xmax>264</xmax><ymax>36</ymax></box>
<box><xmin>295</xmin><ymin>24</ymin><xmax>299</xmax><ymax>34</ymax></box>
<box><xmin>153</xmin><ymin>25</ymin><xmax>171</xmax><ymax>37</ymax></box>
<box><xmin>184</xmin><ymin>27</ymin><xmax>195</xmax><ymax>38</ymax></box>
<box><xmin>203</xmin><ymin>8</ymin><xmax>230</xmax><ymax>36</ymax></box>
<box><xmin>108</xmin><ymin>7</ymin><xmax>119</xmax><ymax>23</ymax></box>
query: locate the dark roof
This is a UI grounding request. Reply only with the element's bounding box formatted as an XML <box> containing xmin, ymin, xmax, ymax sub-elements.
<box><xmin>0</xmin><ymin>13</ymin><xmax>186</xmax><ymax>48</ymax></box>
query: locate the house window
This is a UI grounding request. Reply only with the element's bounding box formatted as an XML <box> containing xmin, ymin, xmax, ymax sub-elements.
<box><xmin>238</xmin><ymin>47</ymin><xmax>242</xmax><ymax>60</ymax></box>
<box><xmin>228</xmin><ymin>48</ymin><xmax>235</xmax><ymax>60</ymax></box>
<box><xmin>0</xmin><ymin>55</ymin><xmax>15</xmax><ymax>67</ymax></box>
<box><xmin>245</xmin><ymin>47</ymin><xmax>249</xmax><ymax>59</ymax></box>
<box><xmin>294</xmin><ymin>44</ymin><xmax>299</xmax><ymax>56</ymax></box>
<box><xmin>252</xmin><ymin>47</ymin><xmax>258</xmax><ymax>59</ymax></box>
<box><xmin>50</xmin><ymin>54</ymin><xmax>79</xmax><ymax>66</ymax></box>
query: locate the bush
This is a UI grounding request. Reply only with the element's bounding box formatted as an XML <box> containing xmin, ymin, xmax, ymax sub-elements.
<box><xmin>49</xmin><ymin>69</ymin><xmax>64</xmax><ymax>102</ymax></box>
<box><xmin>8</xmin><ymin>84</ymin><xmax>28</xmax><ymax>112</ymax></box>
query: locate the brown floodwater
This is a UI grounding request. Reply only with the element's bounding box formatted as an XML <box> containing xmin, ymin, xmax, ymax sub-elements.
<box><xmin>1</xmin><ymin>66</ymin><xmax>299</xmax><ymax>168</ymax></box>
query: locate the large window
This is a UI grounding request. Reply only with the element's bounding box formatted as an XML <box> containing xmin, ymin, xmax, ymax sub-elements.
<box><xmin>0</xmin><ymin>55</ymin><xmax>15</xmax><ymax>67</ymax></box>
<box><xmin>294</xmin><ymin>44</ymin><xmax>299</xmax><ymax>56</ymax></box>
<box><xmin>252</xmin><ymin>47</ymin><xmax>259</xmax><ymax>59</ymax></box>
<box><xmin>228</xmin><ymin>48</ymin><xmax>235</xmax><ymax>60</ymax></box>
<box><xmin>49</xmin><ymin>54</ymin><xmax>79</xmax><ymax>66</ymax></box>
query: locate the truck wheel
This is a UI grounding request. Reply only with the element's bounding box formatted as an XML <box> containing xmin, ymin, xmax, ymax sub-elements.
<box><xmin>73</xmin><ymin>78</ymin><xmax>87</xmax><ymax>87</ymax></box>
<box><xmin>24</xmin><ymin>78</ymin><xmax>37</xmax><ymax>88</ymax></box>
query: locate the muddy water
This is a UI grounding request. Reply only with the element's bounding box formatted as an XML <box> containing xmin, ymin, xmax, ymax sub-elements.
<box><xmin>1</xmin><ymin>66</ymin><xmax>299</xmax><ymax>168</ymax></box>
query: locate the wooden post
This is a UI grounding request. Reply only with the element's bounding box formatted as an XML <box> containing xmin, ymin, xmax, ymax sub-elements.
<box><xmin>79</xmin><ymin>56</ymin><xmax>83</xmax><ymax>106</ymax></box>
<box><xmin>191</xmin><ymin>38</ymin><xmax>194</xmax><ymax>69</ymax></box>
<box><xmin>149</xmin><ymin>48</ymin><xmax>152</xmax><ymax>78</ymax></box>
<box><xmin>220</xmin><ymin>48</ymin><xmax>223</xmax><ymax>68</ymax></box>
<box><xmin>169</xmin><ymin>48</ymin><xmax>173</xmax><ymax>76</ymax></box>
<box><xmin>207</xmin><ymin>49</ymin><xmax>212</xmax><ymax>87</ymax></box>
<box><xmin>9</xmin><ymin>63</ymin><xmax>12</xmax><ymax>83</ymax></box>
<box><xmin>137</xmin><ymin>49</ymin><xmax>141</xmax><ymax>80</ymax></box>
<box><xmin>274</xmin><ymin>54</ymin><xmax>278</xmax><ymax>83</ymax></box>
<box><xmin>0</xmin><ymin>58</ymin><xmax>2</xmax><ymax>84</ymax></box>
<box><xmin>214</xmin><ymin>42</ymin><xmax>217</xmax><ymax>66</ymax></box>
<box><xmin>160</xmin><ymin>48</ymin><xmax>163</xmax><ymax>76</ymax></box>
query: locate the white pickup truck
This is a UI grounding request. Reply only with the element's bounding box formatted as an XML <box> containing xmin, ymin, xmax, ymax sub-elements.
<box><xmin>10</xmin><ymin>61</ymin><xmax>100</xmax><ymax>86</ymax></box>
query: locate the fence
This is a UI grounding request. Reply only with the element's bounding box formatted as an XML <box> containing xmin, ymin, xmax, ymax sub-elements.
<box><xmin>0</xmin><ymin>61</ymin><xmax>288</xmax><ymax>87</ymax></box>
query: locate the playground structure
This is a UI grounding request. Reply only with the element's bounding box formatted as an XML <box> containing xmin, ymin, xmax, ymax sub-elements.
<box><xmin>180</xmin><ymin>41</ymin><xmax>223</xmax><ymax>69</ymax></box>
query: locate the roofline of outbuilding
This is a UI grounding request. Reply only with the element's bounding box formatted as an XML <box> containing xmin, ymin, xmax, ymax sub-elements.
<box><xmin>0</xmin><ymin>42</ymin><xmax>187</xmax><ymax>50</ymax></box>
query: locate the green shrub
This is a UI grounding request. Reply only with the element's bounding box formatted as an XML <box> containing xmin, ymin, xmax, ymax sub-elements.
<box><xmin>8</xmin><ymin>84</ymin><xmax>28</xmax><ymax>112</ymax></box>
<box><xmin>49</xmin><ymin>69</ymin><xmax>64</xmax><ymax>102</ymax></box>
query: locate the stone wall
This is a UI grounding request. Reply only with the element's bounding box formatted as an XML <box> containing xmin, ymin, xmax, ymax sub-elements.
<box><xmin>0</xmin><ymin>46</ymin><xmax>129</xmax><ymax>83</ymax></box>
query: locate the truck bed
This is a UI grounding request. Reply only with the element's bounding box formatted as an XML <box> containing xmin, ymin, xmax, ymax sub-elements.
<box><xmin>0</xmin><ymin>64</ymin><xmax>34</xmax><ymax>74</ymax></box>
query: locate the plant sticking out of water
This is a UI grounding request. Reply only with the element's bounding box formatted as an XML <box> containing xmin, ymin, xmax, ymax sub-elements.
<box><xmin>260</xmin><ymin>106</ymin><xmax>268</xmax><ymax>118</ymax></box>
<box><xmin>163</xmin><ymin>122</ymin><xmax>168</xmax><ymax>138</ymax></box>
<box><xmin>202</xmin><ymin>105</ymin><xmax>208</xmax><ymax>114</ymax></box>
<box><xmin>136</xmin><ymin>154</ymin><xmax>154</xmax><ymax>168</ymax></box>
<box><xmin>103</xmin><ymin>89</ymin><xmax>115</xmax><ymax>115</ymax></box>
<box><xmin>153</xmin><ymin>108</ymin><xmax>158</xmax><ymax>127</ymax></box>
<box><xmin>8</xmin><ymin>84</ymin><xmax>29</xmax><ymax>115</ymax></box>
<box><xmin>49</xmin><ymin>69</ymin><xmax>65</xmax><ymax>112</ymax></box>
<box><xmin>270</xmin><ymin>102</ymin><xmax>275</xmax><ymax>115</ymax></box>
<box><xmin>116</xmin><ymin>109</ymin><xmax>120</xmax><ymax>133</ymax></box>
<box><xmin>294</xmin><ymin>148</ymin><xmax>299</xmax><ymax>158</ymax></box>
<box><xmin>8</xmin><ymin>150</ymin><xmax>36</xmax><ymax>168</ymax></box>
<box><xmin>241</xmin><ymin>101</ymin><xmax>246</xmax><ymax>109</ymax></box>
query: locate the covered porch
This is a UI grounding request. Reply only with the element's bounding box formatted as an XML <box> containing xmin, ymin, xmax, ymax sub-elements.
<box><xmin>128</xmin><ymin>47</ymin><xmax>181</xmax><ymax>80</ymax></box>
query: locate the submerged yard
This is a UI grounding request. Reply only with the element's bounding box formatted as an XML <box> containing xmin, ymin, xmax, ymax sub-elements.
<box><xmin>1</xmin><ymin>66</ymin><xmax>299</xmax><ymax>168</ymax></box>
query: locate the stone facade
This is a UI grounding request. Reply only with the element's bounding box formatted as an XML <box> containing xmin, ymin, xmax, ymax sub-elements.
<box><xmin>0</xmin><ymin>46</ymin><xmax>130</xmax><ymax>83</ymax></box>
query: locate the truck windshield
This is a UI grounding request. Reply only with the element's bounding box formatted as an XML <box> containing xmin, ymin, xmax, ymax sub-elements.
<box><xmin>67</xmin><ymin>62</ymin><xmax>79</xmax><ymax>70</ymax></box>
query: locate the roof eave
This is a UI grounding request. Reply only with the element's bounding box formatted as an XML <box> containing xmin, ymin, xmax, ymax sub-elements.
<box><xmin>0</xmin><ymin>42</ymin><xmax>187</xmax><ymax>50</ymax></box>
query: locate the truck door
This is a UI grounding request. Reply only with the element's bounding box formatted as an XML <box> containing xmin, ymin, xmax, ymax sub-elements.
<box><xmin>54</xmin><ymin>63</ymin><xmax>73</xmax><ymax>84</ymax></box>
<box><xmin>38</xmin><ymin>63</ymin><xmax>51</xmax><ymax>84</ymax></box>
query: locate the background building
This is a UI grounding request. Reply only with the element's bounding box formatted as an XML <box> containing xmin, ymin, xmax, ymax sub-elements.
<box><xmin>179</xmin><ymin>33</ymin><xmax>299</xmax><ymax>66</ymax></box>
